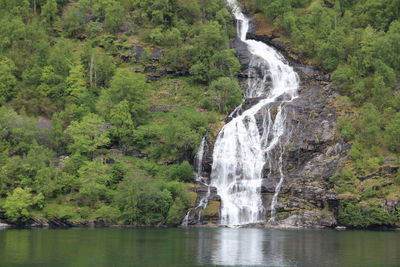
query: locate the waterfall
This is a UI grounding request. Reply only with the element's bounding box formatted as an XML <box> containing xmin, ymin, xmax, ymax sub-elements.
<box><xmin>181</xmin><ymin>137</ymin><xmax>209</xmax><ymax>226</ymax></box>
<box><xmin>195</xmin><ymin>136</ymin><xmax>207</xmax><ymax>183</ymax></box>
<box><xmin>182</xmin><ymin>210</ymin><xmax>190</xmax><ymax>226</ymax></box>
<box><xmin>210</xmin><ymin>0</ymin><xmax>299</xmax><ymax>226</ymax></box>
<box><xmin>182</xmin><ymin>185</ymin><xmax>211</xmax><ymax>226</ymax></box>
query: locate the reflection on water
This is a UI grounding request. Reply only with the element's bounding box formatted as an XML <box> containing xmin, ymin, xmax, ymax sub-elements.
<box><xmin>209</xmin><ymin>229</ymin><xmax>286</xmax><ymax>266</ymax></box>
<box><xmin>212</xmin><ymin>229</ymin><xmax>266</xmax><ymax>266</ymax></box>
<box><xmin>195</xmin><ymin>228</ymin><xmax>400</xmax><ymax>267</ymax></box>
<box><xmin>196</xmin><ymin>228</ymin><xmax>292</xmax><ymax>266</ymax></box>
<box><xmin>1</xmin><ymin>228</ymin><xmax>400</xmax><ymax>267</ymax></box>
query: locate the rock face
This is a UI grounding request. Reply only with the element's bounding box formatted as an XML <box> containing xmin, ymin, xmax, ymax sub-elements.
<box><xmin>186</xmin><ymin>18</ymin><xmax>349</xmax><ymax>228</ymax></box>
<box><xmin>183</xmin><ymin>185</ymin><xmax>221</xmax><ymax>225</ymax></box>
<box><xmin>0</xmin><ymin>222</ymin><xmax>11</xmax><ymax>229</ymax></box>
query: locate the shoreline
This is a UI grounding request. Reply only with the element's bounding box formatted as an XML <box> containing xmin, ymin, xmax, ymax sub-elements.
<box><xmin>1</xmin><ymin>220</ymin><xmax>399</xmax><ymax>231</ymax></box>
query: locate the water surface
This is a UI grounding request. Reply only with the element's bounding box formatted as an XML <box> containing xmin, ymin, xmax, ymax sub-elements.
<box><xmin>0</xmin><ymin>228</ymin><xmax>399</xmax><ymax>267</ymax></box>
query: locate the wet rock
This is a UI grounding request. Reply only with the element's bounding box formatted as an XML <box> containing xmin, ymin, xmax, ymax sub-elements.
<box><xmin>130</xmin><ymin>45</ymin><xmax>145</xmax><ymax>59</ymax></box>
<box><xmin>0</xmin><ymin>222</ymin><xmax>11</xmax><ymax>229</ymax></box>
<box><xmin>381</xmin><ymin>165</ymin><xmax>399</xmax><ymax>174</ymax></box>
<box><xmin>183</xmin><ymin>185</ymin><xmax>220</xmax><ymax>226</ymax></box>
<box><xmin>384</xmin><ymin>200</ymin><xmax>400</xmax><ymax>212</ymax></box>
<box><xmin>108</xmin><ymin>149</ymin><xmax>124</xmax><ymax>156</ymax></box>
<box><xmin>144</xmin><ymin>65</ymin><xmax>157</xmax><ymax>73</ymax></box>
<box><xmin>37</xmin><ymin>116</ymin><xmax>51</xmax><ymax>129</ymax></box>
<box><xmin>324</xmin><ymin>1</ymin><xmax>334</xmax><ymax>8</ymax></box>
<box><xmin>261</xmin><ymin>179</ymin><xmax>278</xmax><ymax>193</ymax></box>
<box><xmin>105</xmin><ymin>158</ymin><xmax>116</xmax><ymax>164</ymax></box>
<box><xmin>147</xmin><ymin>74</ymin><xmax>162</xmax><ymax>82</ymax></box>
<box><xmin>152</xmin><ymin>49</ymin><xmax>163</xmax><ymax>59</ymax></box>
<box><xmin>124</xmin><ymin>149</ymin><xmax>147</xmax><ymax>158</ymax></box>
<box><xmin>278</xmin><ymin>211</ymin><xmax>337</xmax><ymax>228</ymax></box>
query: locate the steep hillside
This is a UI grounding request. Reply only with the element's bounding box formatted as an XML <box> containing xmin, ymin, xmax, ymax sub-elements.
<box><xmin>238</xmin><ymin>0</ymin><xmax>400</xmax><ymax>228</ymax></box>
<box><xmin>0</xmin><ymin>0</ymin><xmax>241</xmax><ymax>227</ymax></box>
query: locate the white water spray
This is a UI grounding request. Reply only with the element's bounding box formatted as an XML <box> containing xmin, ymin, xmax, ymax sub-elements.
<box><xmin>195</xmin><ymin>136</ymin><xmax>207</xmax><ymax>183</ymax></box>
<box><xmin>210</xmin><ymin>0</ymin><xmax>299</xmax><ymax>226</ymax></box>
<box><xmin>181</xmin><ymin>136</ymin><xmax>210</xmax><ymax>226</ymax></box>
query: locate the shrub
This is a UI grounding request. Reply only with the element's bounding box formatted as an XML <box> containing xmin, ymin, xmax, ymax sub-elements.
<box><xmin>166</xmin><ymin>197</ymin><xmax>186</xmax><ymax>225</ymax></box>
<box><xmin>93</xmin><ymin>205</ymin><xmax>119</xmax><ymax>222</ymax></box>
<box><xmin>169</xmin><ymin>161</ymin><xmax>194</xmax><ymax>182</ymax></box>
<box><xmin>4</xmin><ymin>188</ymin><xmax>44</xmax><ymax>223</ymax></box>
<box><xmin>113</xmin><ymin>171</ymin><xmax>173</xmax><ymax>225</ymax></box>
<box><xmin>385</xmin><ymin>113</ymin><xmax>400</xmax><ymax>152</ymax></box>
<box><xmin>209</xmin><ymin>77</ymin><xmax>242</xmax><ymax>113</ymax></box>
<box><xmin>338</xmin><ymin>116</ymin><xmax>356</xmax><ymax>141</ymax></box>
<box><xmin>339</xmin><ymin>200</ymin><xmax>398</xmax><ymax>227</ymax></box>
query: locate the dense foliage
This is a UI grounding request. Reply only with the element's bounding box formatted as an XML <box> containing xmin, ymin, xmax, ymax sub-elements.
<box><xmin>0</xmin><ymin>0</ymin><xmax>241</xmax><ymax>225</ymax></box>
<box><xmin>244</xmin><ymin>0</ymin><xmax>400</xmax><ymax>227</ymax></box>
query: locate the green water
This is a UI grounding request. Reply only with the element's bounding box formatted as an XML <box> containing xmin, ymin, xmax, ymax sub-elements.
<box><xmin>0</xmin><ymin>228</ymin><xmax>399</xmax><ymax>267</ymax></box>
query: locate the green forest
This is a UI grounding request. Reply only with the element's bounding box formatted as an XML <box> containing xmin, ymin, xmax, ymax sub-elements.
<box><xmin>0</xmin><ymin>0</ymin><xmax>399</xmax><ymax>228</ymax></box>
<box><xmin>243</xmin><ymin>0</ymin><xmax>400</xmax><ymax>227</ymax></box>
<box><xmin>0</xmin><ymin>0</ymin><xmax>241</xmax><ymax>226</ymax></box>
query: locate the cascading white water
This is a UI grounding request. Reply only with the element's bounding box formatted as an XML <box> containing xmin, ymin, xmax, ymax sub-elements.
<box><xmin>182</xmin><ymin>183</ymin><xmax>211</xmax><ymax>226</ymax></box>
<box><xmin>210</xmin><ymin>0</ymin><xmax>299</xmax><ymax>226</ymax></box>
<box><xmin>181</xmin><ymin>136</ymin><xmax>210</xmax><ymax>226</ymax></box>
<box><xmin>195</xmin><ymin>136</ymin><xmax>207</xmax><ymax>183</ymax></box>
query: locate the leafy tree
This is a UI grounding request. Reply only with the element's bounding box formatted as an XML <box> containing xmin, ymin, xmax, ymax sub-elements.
<box><xmin>176</xmin><ymin>0</ymin><xmax>201</xmax><ymax>23</ymax></box>
<box><xmin>133</xmin><ymin>0</ymin><xmax>175</xmax><ymax>26</ymax></box>
<box><xmin>66</xmin><ymin>57</ymin><xmax>91</xmax><ymax>106</ymax></box>
<box><xmin>159</xmin><ymin>120</ymin><xmax>200</xmax><ymax>161</ymax></box>
<box><xmin>0</xmin><ymin>57</ymin><xmax>17</xmax><ymax>105</ymax></box>
<box><xmin>209</xmin><ymin>77</ymin><xmax>242</xmax><ymax>112</ymax></box>
<box><xmin>62</xmin><ymin>3</ymin><xmax>85</xmax><ymax>37</ymax></box>
<box><xmin>66</xmin><ymin>113</ymin><xmax>110</xmax><ymax>156</ymax></box>
<box><xmin>47</xmin><ymin>39</ymin><xmax>73</xmax><ymax>77</ymax></box>
<box><xmin>163</xmin><ymin>28</ymin><xmax>183</xmax><ymax>47</ymax></box>
<box><xmin>109</xmin><ymin>100</ymin><xmax>135</xmax><ymax>148</ymax></box>
<box><xmin>385</xmin><ymin>113</ymin><xmax>400</xmax><ymax>153</ymax></box>
<box><xmin>332</xmin><ymin>65</ymin><xmax>352</xmax><ymax>94</ymax></box>
<box><xmin>317</xmin><ymin>29</ymin><xmax>345</xmax><ymax>71</ymax></box>
<box><xmin>49</xmin><ymin>112</ymin><xmax>68</xmax><ymax>154</ymax></box>
<box><xmin>149</xmin><ymin>27</ymin><xmax>164</xmax><ymax>45</ymax></box>
<box><xmin>208</xmin><ymin>49</ymin><xmax>240</xmax><ymax>80</ymax></box>
<box><xmin>109</xmin><ymin>161</ymin><xmax>126</xmax><ymax>188</ymax></box>
<box><xmin>166</xmin><ymin>197</ymin><xmax>186</xmax><ymax>224</ymax></box>
<box><xmin>41</xmin><ymin>0</ymin><xmax>57</xmax><ymax>25</ymax></box>
<box><xmin>262</xmin><ymin>0</ymin><xmax>291</xmax><ymax>19</ymax></box>
<box><xmin>37</xmin><ymin>66</ymin><xmax>64</xmax><ymax>98</ymax></box>
<box><xmin>107</xmin><ymin>69</ymin><xmax>149</xmax><ymax>124</ymax></box>
<box><xmin>157</xmin><ymin>109</ymin><xmax>208</xmax><ymax>161</ymax></box>
<box><xmin>114</xmin><ymin>171</ymin><xmax>173</xmax><ymax>224</ymax></box>
<box><xmin>4</xmin><ymin>187</ymin><xmax>44</xmax><ymax>223</ymax></box>
<box><xmin>169</xmin><ymin>161</ymin><xmax>194</xmax><ymax>182</ymax></box>
<box><xmin>358</xmin><ymin>103</ymin><xmax>380</xmax><ymax>147</ymax></box>
<box><xmin>109</xmin><ymin>69</ymin><xmax>149</xmax><ymax>103</ymax></box>
<box><xmin>104</xmin><ymin>1</ymin><xmax>124</xmax><ymax>33</ymax></box>
<box><xmin>0</xmin><ymin>106</ymin><xmax>40</xmax><ymax>155</ymax></box>
<box><xmin>21</xmin><ymin>144</ymin><xmax>55</xmax><ymax>190</ymax></box>
<box><xmin>193</xmin><ymin>21</ymin><xmax>227</xmax><ymax>60</ymax></box>
<box><xmin>339</xmin><ymin>200</ymin><xmax>397</xmax><ymax>227</ymax></box>
<box><xmin>90</xmin><ymin>53</ymin><xmax>115</xmax><ymax>88</ymax></box>
<box><xmin>338</xmin><ymin>116</ymin><xmax>356</xmax><ymax>142</ymax></box>
<box><xmin>77</xmin><ymin>160</ymin><xmax>112</xmax><ymax>206</ymax></box>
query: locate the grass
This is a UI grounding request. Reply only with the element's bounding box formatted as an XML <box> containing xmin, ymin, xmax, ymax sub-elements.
<box><xmin>202</xmin><ymin>201</ymin><xmax>220</xmax><ymax>217</ymax></box>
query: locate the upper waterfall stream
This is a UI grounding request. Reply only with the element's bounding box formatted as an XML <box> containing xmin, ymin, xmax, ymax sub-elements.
<box><xmin>209</xmin><ymin>0</ymin><xmax>300</xmax><ymax>226</ymax></box>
